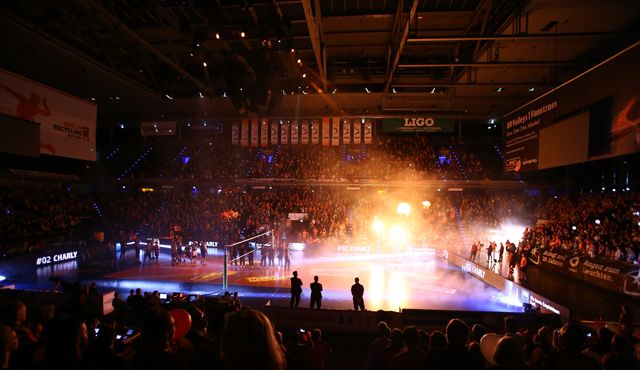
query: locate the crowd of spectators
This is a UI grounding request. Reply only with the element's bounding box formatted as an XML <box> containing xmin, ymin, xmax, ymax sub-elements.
<box><xmin>3</xmin><ymin>181</ymin><xmax>639</xmax><ymax>271</ymax></box>
<box><xmin>105</xmin><ymin>134</ymin><xmax>490</xmax><ymax>182</ymax></box>
<box><xmin>1</xmin><ymin>287</ymin><xmax>637</xmax><ymax>370</ymax></box>
<box><xmin>521</xmin><ymin>193</ymin><xmax>640</xmax><ymax>264</ymax></box>
<box><xmin>97</xmin><ymin>187</ymin><xmax>350</xmax><ymax>245</ymax></box>
<box><xmin>0</xmin><ymin>186</ymin><xmax>92</xmax><ymax>249</ymax></box>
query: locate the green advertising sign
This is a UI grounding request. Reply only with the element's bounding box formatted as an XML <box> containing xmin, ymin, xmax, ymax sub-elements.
<box><xmin>382</xmin><ymin>117</ymin><xmax>456</xmax><ymax>133</ymax></box>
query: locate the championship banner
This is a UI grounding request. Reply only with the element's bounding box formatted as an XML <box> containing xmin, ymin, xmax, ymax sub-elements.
<box><xmin>331</xmin><ymin>117</ymin><xmax>339</xmax><ymax>146</ymax></box>
<box><xmin>270</xmin><ymin>121</ymin><xmax>279</xmax><ymax>145</ymax></box>
<box><xmin>231</xmin><ymin>122</ymin><xmax>239</xmax><ymax>145</ymax></box>
<box><xmin>342</xmin><ymin>119</ymin><xmax>351</xmax><ymax>145</ymax></box>
<box><xmin>0</xmin><ymin>68</ymin><xmax>97</xmax><ymax>161</ymax></box>
<box><xmin>281</xmin><ymin>121</ymin><xmax>289</xmax><ymax>144</ymax></box>
<box><xmin>381</xmin><ymin>117</ymin><xmax>455</xmax><ymax>133</ymax></box>
<box><xmin>353</xmin><ymin>120</ymin><xmax>362</xmax><ymax>144</ymax></box>
<box><xmin>301</xmin><ymin>120</ymin><xmax>309</xmax><ymax>144</ymax></box>
<box><xmin>364</xmin><ymin>121</ymin><xmax>372</xmax><ymax>144</ymax></box>
<box><xmin>260</xmin><ymin>119</ymin><xmax>269</xmax><ymax>147</ymax></box>
<box><xmin>291</xmin><ymin>120</ymin><xmax>299</xmax><ymax>144</ymax></box>
<box><xmin>241</xmin><ymin>119</ymin><xmax>249</xmax><ymax>147</ymax></box>
<box><xmin>250</xmin><ymin>119</ymin><xmax>259</xmax><ymax>147</ymax></box>
<box><xmin>321</xmin><ymin>118</ymin><xmax>330</xmax><ymax>146</ymax></box>
<box><xmin>311</xmin><ymin>120</ymin><xmax>320</xmax><ymax>144</ymax></box>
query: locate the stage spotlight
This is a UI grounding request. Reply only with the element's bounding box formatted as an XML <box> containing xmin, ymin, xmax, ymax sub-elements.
<box><xmin>372</xmin><ymin>219</ymin><xmax>384</xmax><ymax>234</ymax></box>
<box><xmin>389</xmin><ymin>225</ymin><xmax>407</xmax><ymax>243</ymax></box>
<box><xmin>595</xmin><ymin>219</ymin><xmax>601</xmax><ymax>225</ymax></box>
<box><xmin>396</xmin><ymin>202</ymin><xmax>411</xmax><ymax>216</ymax></box>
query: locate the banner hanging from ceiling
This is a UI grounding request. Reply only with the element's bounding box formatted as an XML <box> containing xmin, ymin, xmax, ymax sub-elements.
<box><xmin>241</xmin><ymin>119</ymin><xmax>249</xmax><ymax>147</ymax></box>
<box><xmin>291</xmin><ymin>120</ymin><xmax>299</xmax><ymax>144</ymax></box>
<box><xmin>260</xmin><ymin>119</ymin><xmax>268</xmax><ymax>147</ymax></box>
<box><xmin>353</xmin><ymin>120</ymin><xmax>362</xmax><ymax>144</ymax></box>
<box><xmin>301</xmin><ymin>120</ymin><xmax>309</xmax><ymax>144</ymax></box>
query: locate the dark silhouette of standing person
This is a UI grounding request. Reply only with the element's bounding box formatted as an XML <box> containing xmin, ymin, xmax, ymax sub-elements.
<box><xmin>310</xmin><ymin>276</ymin><xmax>323</xmax><ymax>309</ymax></box>
<box><xmin>351</xmin><ymin>277</ymin><xmax>365</xmax><ymax>311</ymax></box>
<box><xmin>290</xmin><ymin>271</ymin><xmax>303</xmax><ymax>308</ymax></box>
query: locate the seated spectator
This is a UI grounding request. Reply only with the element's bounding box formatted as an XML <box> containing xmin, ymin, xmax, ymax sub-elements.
<box><xmin>504</xmin><ymin>316</ymin><xmax>525</xmax><ymax>350</ymax></box>
<box><xmin>0</xmin><ymin>324</ymin><xmax>19</xmax><ymax>370</ymax></box>
<box><xmin>34</xmin><ymin>317</ymin><xmax>89</xmax><ymax>370</ymax></box>
<box><xmin>429</xmin><ymin>330</ymin><xmax>447</xmax><ymax>349</ymax></box>
<box><xmin>3</xmin><ymin>301</ymin><xmax>37</xmax><ymax>370</ymax></box>
<box><xmin>131</xmin><ymin>308</ymin><xmax>190</xmax><ymax>370</ymax></box>
<box><xmin>529</xmin><ymin>326</ymin><xmax>554</xmax><ymax>370</ymax></box>
<box><xmin>383</xmin><ymin>328</ymin><xmax>404</xmax><ymax>370</ymax></box>
<box><xmin>489</xmin><ymin>336</ymin><xmax>530</xmax><ymax>370</ymax></box>
<box><xmin>83</xmin><ymin>322</ymin><xmax>125</xmax><ymax>370</ymax></box>
<box><xmin>367</xmin><ymin>321</ymin><xmax>391</xmax><ymax>370</ymax></box>
<box><xmin>544</xmin><ymin>321</ymin><xmax>600</xmax><ymax>370</ymax></box>
<box><xmin>306</xmin><ymin>329</ymin><xmax>332</xmax><ymax>370</ymax></box>
<box><xmin>425</xmin><ymin>318</ymin><xmax>481</xmax><ymax>370</ymax></box>
<box><xmin>219</xmin><ymin>309</ymin><xmax>285</xmax><ymax>370</ymax></box>
<box><xmin>391</xmin><ymin>326</ymin><xmax>427</xmax><ymax>370</ymax></box>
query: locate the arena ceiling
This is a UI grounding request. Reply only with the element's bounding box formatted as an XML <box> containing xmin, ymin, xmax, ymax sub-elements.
<box><xmin>1</xmin><ymin>0</ymin><xmax>639</xmax><ymax>123</ymax></box>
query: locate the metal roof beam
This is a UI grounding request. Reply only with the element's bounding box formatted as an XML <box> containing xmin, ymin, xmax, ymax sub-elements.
<box><xmin>399</xmin><ymin>61</ymin><xmax>576</xmax><ymax>68</ymax></box>
<box><xmin>85</xmin><ymin>0</ymin><xmax>211</xmax><ymax>95</ymax></box>
<box><xmin>408</xmin><ymin>31</ymin><xmax>637</xmax><ymax>43</ymax></box>
<box><xmin>384</xmin><ymin>0</ymin><xmax>419</xmax><ymax>93</ymax></box>
<box><xmin>301</xmin><ymin>0</ymin><xmax>327</xmax><ymax>90</ymax></box>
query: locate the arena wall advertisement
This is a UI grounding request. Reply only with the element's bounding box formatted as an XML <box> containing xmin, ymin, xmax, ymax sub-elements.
<box><xmin>528</xmin><ymin>248</ymin><xmax>640</xmax><ymax>298</ymax></box>
<box><xmin>446</xmin><ymin>251</ymin><xmax>570</xmax><ymax>321</ymax></box>
<box><xmin>0</xmin><ymin>68</ymin><xmax>97</xmax><ymax>161</ymax></box>
<box><xmin>503</xmin><ymin>42</ymin><xmax>640</xmax><ymax>172</ymax></box>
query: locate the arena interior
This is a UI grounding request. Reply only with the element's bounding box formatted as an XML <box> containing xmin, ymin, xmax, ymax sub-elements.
<box><xmin>1</xmin><ymin>1</ymin><xmax>640</xmax><ymax>369</ymax></box>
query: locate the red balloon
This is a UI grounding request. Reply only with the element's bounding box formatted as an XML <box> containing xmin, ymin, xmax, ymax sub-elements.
<box><xmin>169</xmin><ymin>308</ymin><xmax>192</xmax><ymax>340</ymax></box>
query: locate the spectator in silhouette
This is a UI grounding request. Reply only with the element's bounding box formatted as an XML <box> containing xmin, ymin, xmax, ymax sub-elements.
<box><xmin>504</xmin><ymin>316</ymin><xmax>525</xmax><ymax>350</ymax></box>
<box><xmin>306</xmin><ymin>329</ymin><xmax>332</xmax><ymax>370</ymax></box>
<box><xmin>34</xmin><ymin>317</ymin><xmax>89</xmax><ymax>370</ymax></box>
<box><xmin>84</xmin><ymin>322</ymin><xmax>126</xmax><ymax>370</ymax></box>
<box><xmin>470</xmin><ymin>323</ymin><xmax>487</xmax><ymax>344</ymax></box>
<box><xmin>185</xmin><ymin>307</ymin><xmax>215</xmax><ymax>370</ymax></box>
<box><xmin>290</xmin><ymin>271</ymin><xmax>303</xmax><ymax>308</ymax></box>
<box><xmin>425</xmin><ymin>318</ymin><xmax>480</xmax><ymax>370</ymax></box>
<box><xmin>383</xmin><ymin>328</ymin><xmax>404</xmax><ymax>370</ymax></box>
<box><xmin>310</xmin><ymin>276</ymin><xmax>323</xmax><ymax>309</ymax></box>
<box><xmin>529</xmin><ymin>326</ymin><xmax>555</xmax><ymax>370</ymax></box>
<box><xmin>367</xmin><ymin>321</ymin><xmax>391</xmax><ymax>370</ymax></box>
<box><xmin>489</xmin><ymin>336</ymin><xmax>528</xmax><ymax>370</ymax></box>
<box><xmin>601</xmin><ymin>334</ymin><xmax>639</xmax><ymax>370</ymax></box>
<box><xmin>4</xmin><ymin>301</ymin><xmax>37</xmax><ymax>369</ymax></box>
<box><xmin>391</xmin><ymin>326</ymin><xmax>428</xmax><ymax>370</ymax></box>
<box><xmin>429</xmin><ymin>330</ymin><xmax>447</xmax><ymax>349</ymax></box>
<box><xmin>131</xmin><ymin>308</ymin><xmax>188</xmax><ymax>370</ymax></box>
<box><xmin>351</xmin><ymin>277</ymin><xmax>365</xmax><ymax>310</ymax></box>
<box><xmin>543</xmin><ymin>321</ymin><xmax>599</xmax><ymax>370</ymax></box>
<box><xmin>418</xmin><ymin>329</ymin><xmax>430</xmax><ymax>353</ymax></box>
<box><xmin>220</xmin><ymin>309</ymin><xmax>285</xmax><ymax>370</ymax></box>
<box><xmin>0</xmin><ymin>324</ymin><xmax>19</xmax><ymax>370</ymax></box>
<box><xmin>618</xmin><ymin>304</ymin><xmax>634</xmax><ymax>341</ymax></box>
